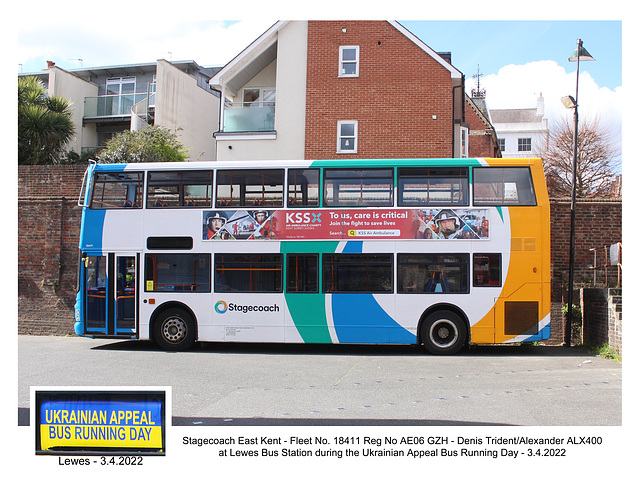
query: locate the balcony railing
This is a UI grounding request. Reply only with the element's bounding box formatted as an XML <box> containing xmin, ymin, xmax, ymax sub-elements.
<box><xmin>84</xmin><ymin>93</ymin><xmax>153</xmax><ymax>118</ymax></box>
<box><xmin>222</xmin><ymin>101</ymin><xmax>275</xmax><ymax>133</ymax></box>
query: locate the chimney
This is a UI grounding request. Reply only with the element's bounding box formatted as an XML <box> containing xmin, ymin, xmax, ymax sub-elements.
<box><xmin>47</xmin><ymin>61</ymin><xmax>56</xmax><ymax>69</ymax></box>
<box><xmin>536</xmin><ymin>93</ymin><xmax>544</xmax><ymax>117</ymax></box>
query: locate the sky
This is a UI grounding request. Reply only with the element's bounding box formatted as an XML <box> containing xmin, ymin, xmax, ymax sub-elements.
<box><xmin>14</xmin><ymin>6</ymin><xmax>626</xmax><ymax>142</ymax></box>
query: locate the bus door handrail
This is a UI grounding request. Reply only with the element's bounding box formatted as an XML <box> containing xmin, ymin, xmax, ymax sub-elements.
<box><xmin>77</xmin><ymin>160</ymin><xmax>97</xmax><ymax>207</ymax></box>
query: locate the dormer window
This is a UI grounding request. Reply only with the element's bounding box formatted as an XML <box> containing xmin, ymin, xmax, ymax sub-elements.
<box><xmin>339</xmin><ymin>46</ymin><xmax>359</xmax><ymax>77</ymax></box>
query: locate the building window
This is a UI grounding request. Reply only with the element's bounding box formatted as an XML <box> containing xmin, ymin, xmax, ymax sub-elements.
<box><xmin>337</xmin><ymin>120</ymin><xmax>358</xmax><ymax>153</ymax></box>
<box><xmin>339</xmin><ymin>46</ymin><xmax>359</xmax><ymax>77</ymax></box>
<box><xmin>105</xmin><ymin>77</ymin><xmax>136</xmax><ymax>115</ymax></box>
<box><xmin>460</xmin><ymin>127</ymin><xmax>468</xmax><ymax>158</ymax></box>
<box><xmin>242</xmin><ymin>87</ymin><xmax>276</xmax><ymax>107</ymax></box>
<box><xmin>498</xmin><ymin>138</ymin><xmax>505</xmax><ymax>152</ymax></box>
<box><xmin>518</xmin><ymin>138</ymin><xmax>532</xmax><ymax>152</ymax></box>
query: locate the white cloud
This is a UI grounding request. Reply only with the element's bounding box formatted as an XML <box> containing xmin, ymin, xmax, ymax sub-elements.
<box><xmin>17</xmin><ymin>20</ymin><xmax>276</xmax><ymax>72</ymax></box>
<box><xmin>476</xmin><ymin>60</ymin><xmax>622</xmax><ymax>138</ymax></box>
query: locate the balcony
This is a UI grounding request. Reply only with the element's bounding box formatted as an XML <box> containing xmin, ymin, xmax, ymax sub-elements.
<box><xmin>84</xmin><ymin>92</ymin><xmax>155</xmax><ymax>120</ymax></box>
<box><xmin>222</xmin><ymin>101</ymin><xmax>275</xmax><ymax>133</ymax></box>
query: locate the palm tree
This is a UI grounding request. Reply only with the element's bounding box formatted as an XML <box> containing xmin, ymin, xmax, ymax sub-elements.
<box><xmin>18</xmin><ymin>76</ymin><xmax>75</xmax><ymax>164</ymax></box>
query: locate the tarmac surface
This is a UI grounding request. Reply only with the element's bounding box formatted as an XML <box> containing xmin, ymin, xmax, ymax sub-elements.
<box><xmin>18</xmin><ymin>335</ymin><xmax>622</xmax><ymax>427</ymax></box>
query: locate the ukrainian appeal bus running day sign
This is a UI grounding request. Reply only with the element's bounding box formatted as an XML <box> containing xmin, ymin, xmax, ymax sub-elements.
<box><xmin>36</xmin><ymin>391</ymin><xmax>165</xmax><ymax>455</ymax></box>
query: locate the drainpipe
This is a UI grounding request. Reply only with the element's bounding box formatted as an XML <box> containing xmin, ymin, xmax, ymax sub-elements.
<box><xmin>209</xmin><ymin>86</ymin><xmax>223</xmax><ymax>135</ymax></box>
<box><xmin>452</xmin><ymin>75</ymin><xmax>465</xmax><ymax>157</ymax></box>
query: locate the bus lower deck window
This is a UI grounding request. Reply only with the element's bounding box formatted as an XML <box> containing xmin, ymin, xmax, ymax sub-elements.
<box><xmin>322</xmin><ymin>254</ymin><xmax>393</xmax><ymax>293</ymax></box>
<box><xmin>286</xmin><ymin>254</ymin><xmax>319</xmax><ymax>293</ymax></box>
<box><xmin>473</xmin><ymin>253</ymin><xmax>502</xmax><ymax>287</ymax></box>
<box><xmin>215</xmin><ymin>254</ymin><xmax>282</xmax><ymax>293</ymax></box>
<box><xmin>144</xmin><ymin>254</ymin><xmax>211</xmax><ymax>292</ymax></box>
<box><xmin>398</xmin><ymin>254</ymin><xmax>469</xmax><ymax>294</ymax></box>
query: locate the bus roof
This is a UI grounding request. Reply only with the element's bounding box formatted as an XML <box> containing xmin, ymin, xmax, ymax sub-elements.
<box><xmin>90</xmin><ymin>158</ymin><xmax>543</xmax><ymax>172</ymax></box>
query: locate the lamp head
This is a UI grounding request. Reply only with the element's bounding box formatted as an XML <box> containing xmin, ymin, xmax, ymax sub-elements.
<box><xmin>561</xmin><ymin>95</ymin><xmax>577</xmax><ymax>109</ymax></box>
<box><xmin>569</xmin><ymin>40</ymin><xmax>595</xmax><ymax>62</ymax></box>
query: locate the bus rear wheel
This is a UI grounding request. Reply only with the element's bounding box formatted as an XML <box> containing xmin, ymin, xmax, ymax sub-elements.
<box><xmin>421</xmin><ymin>310</ymin><xmax>467</xmax><ymax>355</ymax></box>
<box><xmin>153</xmin><ymin>307</ymin><xmax>196</xmax><ymax>351</ymax></box>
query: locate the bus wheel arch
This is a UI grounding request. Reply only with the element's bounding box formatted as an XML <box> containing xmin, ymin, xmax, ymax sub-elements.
<box><xmin>150</xmin><ymin>302</ymin><xmax>197</xmax><ymax>351</ymax></box>
<box><xmin>418</xmin><ymin>304</ymin><xmax>469</xmax><ymax>355</ymax></box>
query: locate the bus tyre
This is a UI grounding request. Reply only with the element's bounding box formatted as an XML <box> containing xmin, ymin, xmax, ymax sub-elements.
<box><xmin>421</xmin><ymin>310</ymin><xmax>467</xmax><ymax>355</ymax></box>
<box><xmin>154</xmin><ymin>308</ymin><xmax>196</xmax><ymax>352</ymax></box>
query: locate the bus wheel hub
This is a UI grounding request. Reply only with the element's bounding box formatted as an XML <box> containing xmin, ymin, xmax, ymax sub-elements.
<box><xmin>163</xmin><ymin>318</ymin><xmax>185</xmax><ymax>342</ymax></box>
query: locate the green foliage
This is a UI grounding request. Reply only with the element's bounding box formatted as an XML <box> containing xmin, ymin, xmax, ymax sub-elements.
<box><xmin>561</xmin><ymin>303</ymin><xmax>582</xmax><ymax>321</ymax></box>
<box><xmin>562</xmin><ymin>303</ymin><xmax>583</xmax><ymax>345</ymax></box>
<box><xmin>18</xmin><ymin>76</ymin><xmax>75</xmax><ymax>164</ymax></box>
<box><xmin>96</xmin><ymin>126</ymin><xmax>189</xmax><ymax>163</ymax></box>
<box><xmin>593</xmin><ymin>344</ymin><xmax>621</xmax><ymax>361</ymax></box>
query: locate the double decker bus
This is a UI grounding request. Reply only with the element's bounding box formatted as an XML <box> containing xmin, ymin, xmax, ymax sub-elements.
<box><xmin>74</xmin><ymin>158</ymin><xmax>550</xmax><ymax>354</ymax></box>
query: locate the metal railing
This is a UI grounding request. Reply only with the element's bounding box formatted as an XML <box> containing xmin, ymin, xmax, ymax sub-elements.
<box><xmin>84</xmin><ymin>92</ymin><xmax>152</xmax><ymax>118</ymax></box>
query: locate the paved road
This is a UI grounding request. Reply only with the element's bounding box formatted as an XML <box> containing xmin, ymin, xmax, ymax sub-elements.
<box><xmin>18</xmin><ymin>335</ymin><xmax>621</xmax><ymax>426</ymax></box>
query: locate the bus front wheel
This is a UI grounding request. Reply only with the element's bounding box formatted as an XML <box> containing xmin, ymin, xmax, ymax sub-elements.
<box><xmin>421</xmin><ymin>310</ymin><xmax>467</xmax><ymax>355</ymax></box>
<box><xmin>153</xmin><ymin>307</ymin><xmax>196</xmax><ymax>352</ymax></box>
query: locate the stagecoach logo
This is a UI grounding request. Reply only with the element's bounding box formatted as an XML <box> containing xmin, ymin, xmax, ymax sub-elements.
<box><xmin>215</xmin><ymin>301</ymin><xmax>228</xmax><ymax>314</ymax></box>
<box><xmin>215</xmin><ymin>300</ymin><xmax>280</xmax><ymax>314</ymax></box>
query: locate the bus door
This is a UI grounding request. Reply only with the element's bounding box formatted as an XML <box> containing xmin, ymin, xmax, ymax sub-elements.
<box><xmin>83</xmin><ymin>253</ymin><xmax>139</xmax><ymax>336</ymax></box>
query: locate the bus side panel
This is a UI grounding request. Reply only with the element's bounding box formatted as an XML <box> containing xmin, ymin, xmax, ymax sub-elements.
<box><xmin>468</xmin><ymin>205</ymin><xmax>513</xmax><ymax>345</ymax></box>
<box><xmin>283</xmin><ymin>240</ymin><xmax>417</xmax><ymax>345</ymax></box>
<box><xmin>493</xmin><ymin>161</ymin><xmax>551</xmax><ymax>344</ymax></box>
<box><xmin>329</xmin><ymin>241</ymin><xmax>414</xmax><ymax>344</ymax></box>
<box><xmin>283</xmin><ymin>241</ymin><xmax>337</xmax><ymax>343</ymax></box>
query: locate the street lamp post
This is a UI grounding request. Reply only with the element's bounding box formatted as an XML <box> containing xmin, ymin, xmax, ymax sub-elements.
<box><xmin>562</xmin><ymin>39</ymin><xmax>595</xmax><ymax>347</ymax></box>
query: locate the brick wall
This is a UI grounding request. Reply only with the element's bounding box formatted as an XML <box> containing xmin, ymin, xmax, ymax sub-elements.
<box><xmin>548</xmin><ymin>198</ymin><xmax>622</xmax><ymax>344</ymax></box>
<box><xmin>608</xmin><ymin>293</ymin><xmax>622</xmax><ymax>353</ymax></box>
<box><xmin>580</xmin><ymin>288</ymin><xmax>622</xmax><ymax>354</ymax></box>
<box><xmin>18</xmin><ymin>165</ymin><xmax>86</xmax><ymax>335</ymax></box>
<box><xmin>305</xmin><ymin>21</ymin><xmax>454</xmax><ymax>159</ymax></box>
<box><xmin>18</xmin><ymin>167</ymin><xmax>622</xmax><ymax>347</ymax></box>
<box><xmin>580</xmin><ymin>288</ymin><xmax>609</xmax><ymax>345</ymax></box>
<box><xmin>465</xmin><ymin>99</ymin><xmax>499</xmax><ymax>158</ymax></box>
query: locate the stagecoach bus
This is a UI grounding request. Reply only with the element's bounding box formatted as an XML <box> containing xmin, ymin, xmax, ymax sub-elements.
<box><xmin>74</xmin><ymin>158</ymin><xmax>550</xmax><ymax>354</ymax></box>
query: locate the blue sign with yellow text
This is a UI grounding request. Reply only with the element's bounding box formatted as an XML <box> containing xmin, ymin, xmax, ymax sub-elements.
<box><xmin>35</xmin><ymin>390</ymin><xmax>166</xmax><ymax>455</ymax></box>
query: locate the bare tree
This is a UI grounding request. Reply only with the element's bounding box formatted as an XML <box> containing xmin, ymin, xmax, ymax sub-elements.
<box><xmin>538</xmin><ymin>115</ymin><xmax>620</xmax><ymax>198</ymax></box>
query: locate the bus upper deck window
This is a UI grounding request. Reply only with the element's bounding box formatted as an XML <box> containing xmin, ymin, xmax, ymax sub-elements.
<box><xmin>147</xmin><ymin>171</ymin><xmax>213</xmax><ymax>208</ymax></box>
<box><xmin>216</xmin><ymin>169</ymin><xmax>284</xmax><ymax>208</ymax></box>
<box><xmin>90</xmin><ymin>172</ymin><xmax>143</xmax><ymax>209</ymax></box>
<box><xmin>324</xmin><ymin>168</ymin><xmax>393</xmax><ymax>207</ymax></box>
<box><xmin>398</xmin><ymin>167</ymin><xmax>469</xmax><ymax>206</ymax></box>
<box><xmin>288</xmin><ymin>169</ymin><xmax>319</xmax><ymax>207</ymax></box>
<box><xmin>472</xmin><ymin>167</ymin><xmax>537</xmax><ymax>206</ymax></box>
